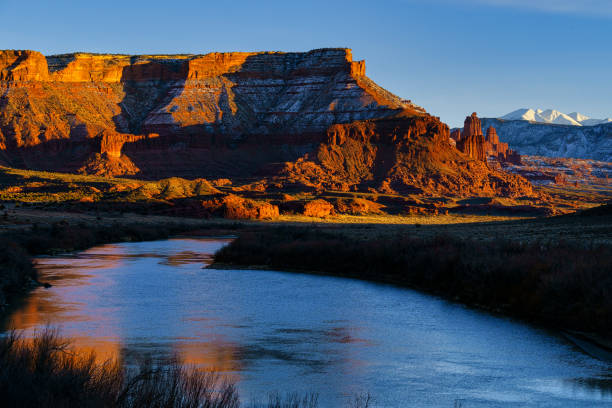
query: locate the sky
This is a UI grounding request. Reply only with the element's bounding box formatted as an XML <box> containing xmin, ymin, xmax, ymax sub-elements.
<box><xmin>0</xmin><ymin>0</ymin><xmax>610</xmax><ymax>127</ymax></box>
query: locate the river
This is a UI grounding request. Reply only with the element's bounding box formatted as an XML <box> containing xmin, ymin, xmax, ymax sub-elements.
<box><xmin>2</xmin><ymin>238</ymin><xmax>611</xmax><ymax>407</ymax></box>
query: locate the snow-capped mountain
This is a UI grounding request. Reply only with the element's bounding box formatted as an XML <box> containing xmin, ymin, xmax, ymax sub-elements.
<box><xmin>480</xmin><ymin>117</ymin><xmax>612</xmax><ymax>161</ymax></box>
<box><xmin>500</xmin><ymin>108</ymin><xmax>612</xmax><ymax>127</ymax></box>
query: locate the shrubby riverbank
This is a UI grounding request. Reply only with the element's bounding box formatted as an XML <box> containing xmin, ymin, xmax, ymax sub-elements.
<box><xmin>213</xmin><ymin>224</ymin><xmax>612</xmax><ymax>337</ymax></box>
<box><xmin>0</xmin><ymin>208</ymin><xmax>610</xmax><ymax>405</ymax></box>
<box><xmin>0</xmin><ymin>220</ymin><xmax>238</xmax><ymax>311</ymax></box>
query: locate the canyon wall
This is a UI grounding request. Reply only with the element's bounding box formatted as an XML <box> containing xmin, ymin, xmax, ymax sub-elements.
<box><xmin>0</xmin><ymin>48</ymin><xmax>533</xmax><ymax>197</ymax></box>
<box><xmin>1</xmin><ymin>49</ymin><xmax>413</xmax><ymax>142</ymax></box>
<box><xmin>278</xmin><ymin>115</ymin><xmax>533</xmax><ymax>197</ymax></box>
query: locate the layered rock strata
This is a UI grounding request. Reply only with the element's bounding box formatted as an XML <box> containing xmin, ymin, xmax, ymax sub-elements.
<box><xmin>453</xmin><ymin>115</ymin><xmax>521</xmax><ymax>165</ymax></box>
<box><xmin>277</xmin><ymin>115</ymin><xmax>533</xmax><ymax>197</ymax></box>
<box><xmin>0</xmin><ymin>48</ymin><xmax>532</xmax><ymax>197</ymax></box>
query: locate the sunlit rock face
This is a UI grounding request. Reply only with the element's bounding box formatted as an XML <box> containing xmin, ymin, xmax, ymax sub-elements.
<box><xmin>278</xmin><ymin>115</ymin><xmax>534</xmax><ymax>197</ymax></box>
<box><xmin>0</xmin><ymin>48</ymin><xmax>422</xmax><ymax>174</ymax></box>
<box><xmin>453</xmin><ymin>116</ymin><xmax>522</xmax><ymax>166</ymax></box>
<box><xmin>0</xmin><ymin>48</ymin><xmax>534</xmax><ymax>197</ymax></box>
<box><xmin>456</xmin><ymin>113</ymin><xmax>486</xmax><ymax>162</ymax></box>
<box><xmin>0</xmin><ymin>48</ymin><xmax>413</xmax><ymax>141</ymax></box>
<box><xmin>484</xmin><ymin>126</ymin><xmax>522</xmax><ymax>165</ymax></box>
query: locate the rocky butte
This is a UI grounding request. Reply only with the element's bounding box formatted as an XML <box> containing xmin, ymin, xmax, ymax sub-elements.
<box><xmin>0</xmin><ymin>48</ymin><xmax>533</xmax><ymax>197</ymax></box>
<box><xmin>451</xmin><ymin>113</ymin><xmax>521</xmax><ymax>165</ymax></box>
<box><xmin>484</xmin><ymin>126</ymin><xmax>521</xmax><ymax>165</ymax></box>
<box><xmin>456</xmin><ymin>113</ymin><xmax>486</xmax><ymax>162</ymax></box>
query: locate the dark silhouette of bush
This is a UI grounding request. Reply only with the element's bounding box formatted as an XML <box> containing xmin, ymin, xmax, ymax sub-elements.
<box><xmin>0</xmin><ymin>239</ymin><xmax>36</xmax><ymax>306</ymax></box>
<box><xmin>0</xmin><ymin>329</ymin><xmax>240</xmax><ymax>408</ymax></box>
<box><xmin>0</xmin><ymin>329</ymin><xmax>339</xmax><ymax>408</ymax></box>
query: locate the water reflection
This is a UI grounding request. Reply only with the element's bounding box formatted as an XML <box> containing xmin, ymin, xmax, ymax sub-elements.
<box><xmin>2</xmin><ymin>238</ymin><xmax>612</xmax><ymax>407</ymax></box>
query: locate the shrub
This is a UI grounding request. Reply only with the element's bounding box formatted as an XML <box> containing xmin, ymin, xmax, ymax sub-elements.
<box><xmin>0</xmin><ymin>329</ymin><xmax>239</xmax><ymax>408</ymax></box>
<box><xmin>0</xmin><ymin>330</ymin><xmax>338</xmax><ymax>407</ymax></box>
<box><xmin>302</xmin><ymin>200</ymin><xmax>334</xmax><ymax>218</ymax></box>
<box><xmin>214</xmin><ymin>228</ymin><xmax>612</xmax><ymax>335</ymax></box>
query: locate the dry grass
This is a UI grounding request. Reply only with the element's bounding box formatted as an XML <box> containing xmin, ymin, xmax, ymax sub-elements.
<box><xmin>0</xmin><ymin>329</ymin><xmax>374</xmax><ymax>408</ymax></box>
<box><xmin>274</xmin><ymin>213</ymin><xmax>529</xmax><ymax>225</ymax></box>
<box><xmin>0</xmin><ymin>329</ymin><xmax>240</xmax><ymax>408</ymax></box>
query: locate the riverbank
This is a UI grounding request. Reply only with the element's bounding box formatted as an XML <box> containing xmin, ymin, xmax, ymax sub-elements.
<box><xmin>1</xmin><ymin>208</ymin><xmax>611</xmax><ymax>405</ymax></box>
<box><xmin>0</xmin><ymin>217</ymin><xmax>243</xmax><ymax>312</ymax></box>
<box><xmin>212</xmin><ymin>213</ymin><xmax>612</xmax><ymax>337</ymax></box>
<box><xmin>1</xmin><ymin>329</ymin><xmax>334</xmax><ymax>408</ymax></box>
<box><xmin>3</xmin><ymin>205</ymin><xmax>611</xmax><ymax>334</ymax></box>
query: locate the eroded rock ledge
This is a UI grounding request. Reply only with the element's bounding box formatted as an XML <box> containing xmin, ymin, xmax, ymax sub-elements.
<box><xmin>0</xmin><ymin>48</ymin><xmax>532</xmax><ymax>197</ymax></box>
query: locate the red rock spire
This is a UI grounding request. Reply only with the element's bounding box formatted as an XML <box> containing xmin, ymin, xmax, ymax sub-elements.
<box><xmin>457</xmin><ymin>112</ymin><xmax>486</xmax><ymax>161</ymax></box>
<box><xmin>486</xmin><ymin>126</ymin><xmax>499</xmax><ymax>144</ymax></box>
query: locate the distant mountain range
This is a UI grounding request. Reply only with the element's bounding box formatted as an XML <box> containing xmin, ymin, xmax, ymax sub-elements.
<box><xmin>480</xmin><ymin>116</ymin><xmax>612</xmax><ymax>162</ymax></box>
<box><xmin>500</xmin><ymin>108</ymin><xmax>612</xmax><ymax>127</ymax></box>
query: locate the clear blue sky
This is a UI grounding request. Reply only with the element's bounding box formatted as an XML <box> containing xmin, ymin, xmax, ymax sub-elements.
<box><xmin>1</xmin><ymin>0</ymin><xmax>610</xmax><ymax>127</ymax></box>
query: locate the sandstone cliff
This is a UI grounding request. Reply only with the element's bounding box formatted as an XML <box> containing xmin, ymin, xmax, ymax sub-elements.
<box><xmin>277</xmin><ymin>115</ymin><xmax>533</xmax><ymax>197</ymax></box>
<box><xmin>0</xmin><ymin>49</ymin><xmax>414</xmax><ymax>143</ymax></box>
<box><xmin>456</xmin><ymin>113</ymin><xmax>486</xmax><ymax>162</ymax></box>
<box><xmin>484</xmin><ymin>126</ymin><xmax>521</xmax><ymax>165</ymax></box>
<box><xmin>0</xmin><ymin>48</ymin><xmax>532</xmax><ymax>197</ymax></box>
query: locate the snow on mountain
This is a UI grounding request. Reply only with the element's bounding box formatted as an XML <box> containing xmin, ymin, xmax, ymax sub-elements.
<box><xmin>500</xmin><ymin>108</ymin><xmax>612</xmax><ymax>127</ymax></box>
<box><xmin>500</xmin><ymin>108</ymin><xmax>537</xmax><ymax>122</ymax></box>
<box><xmin>568</xmin><ymin>112</ymin><xmax>590</xmax><ymax>122</ymax></box>
<box><xmin>568</xmin><ymin>112</ymin><xmax>612</xmax><ymax>126</ymax></box>
<box><xmin>581</xmin><ymin>118</ymin><xmax>612</xmax><ymax>126</ymax></box>
<box><xmin>480</xmin><ymin>118</ymin><xmax>612</xmax><ymax>161</ymax></box>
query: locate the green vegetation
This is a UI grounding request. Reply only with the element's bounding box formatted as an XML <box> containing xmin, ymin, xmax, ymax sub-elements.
<box><xmin>0</xmin><ymin>166</ymin><xmax>140</xmax><ymax>203</ymax></box>
<box><xmin>0</xmin><ymin>167</ymin><xmax>221</xmax><ymax>207</ymax></box>
<box><xmin>125</xmin><ymin>178</ymin><xmax>219</xmax><ymax>201</ymax></box>
<box><xmin>3</xmin><ymin>165</ymin><xmax>608</xmax><ymax>218</ymax></box>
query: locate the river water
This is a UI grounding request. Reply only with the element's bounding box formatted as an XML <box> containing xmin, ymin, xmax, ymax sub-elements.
<box><xmin>2</xmin><ymin>238</ymin><xmax>611</xmax><ymax>407</ymax></box>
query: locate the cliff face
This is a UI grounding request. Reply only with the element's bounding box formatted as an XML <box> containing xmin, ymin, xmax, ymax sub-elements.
<box><xmin>453</xmin><ymin>115</ymin><xmax>522</xmax><ymax>166</ymax></box>
<box><xmin>485</xmin><ymin>126</ymin><xmax>521</xmax><ymax>165</ymax></box>
<box><xmin>456</xmin><ymin>113</ymin><xmax>486</xmax><ymax>162</ymax></box>
<box><xmin>0</xmin><ymin>48</ymin><xmax>533</xmax><ymax>197</ymax></box>
<box><xmin>278</xmin><ymin>115</ymin><xmax>533</xmax><ymax>197</ymax></box>
<box><xmin>0</xmin><ymin>49</ymin><xmax>413</xmax><ymax>142</ymax></box>
<box><xmin>0</xmin><ymin>50</ymin><xmax>49</xmax><ymax>81</ymax></box>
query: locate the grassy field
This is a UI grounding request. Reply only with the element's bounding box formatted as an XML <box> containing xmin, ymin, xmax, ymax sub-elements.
<box><xmin>275</xmin><ymin>213</ymin><xmax>530</xmax><ymax>225</ymax></box>
<box><xmin>1</xmin><ymin>165</ymin><xmax>609</xmax><ymax>218</ymax></box>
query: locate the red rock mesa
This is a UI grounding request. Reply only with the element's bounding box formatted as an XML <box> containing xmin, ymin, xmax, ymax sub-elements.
<box><xmin>0</xmin><ymin>49</ymin><xmax>532</xmax><ymax>197</ymax></box>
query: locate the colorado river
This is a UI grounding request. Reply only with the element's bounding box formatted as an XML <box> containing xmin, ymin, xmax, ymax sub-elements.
<box><xmin>2</xmin><ymin>238</ymin><xmax>611</xmax><ymax>407</ymax></box>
